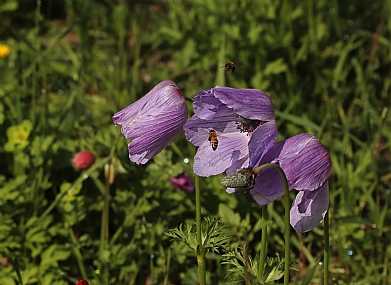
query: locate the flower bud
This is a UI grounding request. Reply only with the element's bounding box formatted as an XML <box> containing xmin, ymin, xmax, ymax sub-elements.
<box><xmin>220</xmin><ymin>168</ymin><xmax>256</xmax><ymax>190</ymax></box>
<box><xmin>72</xmin><ymin>151</ymin><xmax>95</xmax><ymax>170</ymax></box>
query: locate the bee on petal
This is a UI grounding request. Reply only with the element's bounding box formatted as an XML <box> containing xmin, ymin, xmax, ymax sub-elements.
<box><xmin>208</xmin><ymin>130</ymin><xmax>218</xmax><ymax>151</ymax></box>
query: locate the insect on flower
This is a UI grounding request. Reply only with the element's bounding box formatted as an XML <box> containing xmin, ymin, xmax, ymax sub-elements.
<box><xmin>184</xmin><ymin>86</ymin><xmax>277</xmax><ymax>177</ymax></box>
<box><xmin>208</xmin><ymin>130</ymin><xmax>218</xmax><ymax>151</ymax></box>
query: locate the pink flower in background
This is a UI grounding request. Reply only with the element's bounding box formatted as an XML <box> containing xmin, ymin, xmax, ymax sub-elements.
<box><xmin>72</xmin><ymin>151</ymin><xmax>95</xmax><ymax>170</ymax></box>
<box><xmin>170</xmin><ymin>173</ymin><xmax>195</xmax><ymax>192</ymax></box>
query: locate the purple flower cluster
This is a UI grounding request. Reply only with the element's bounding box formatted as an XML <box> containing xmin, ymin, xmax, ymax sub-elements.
<box><xmin>113</xmin><ymin>81</ymin><xmax>331</xmax><ymax>232</ymax></box>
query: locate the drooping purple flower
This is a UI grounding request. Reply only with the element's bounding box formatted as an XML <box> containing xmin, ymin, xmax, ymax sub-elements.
<box><xmin>113</xmin><ymin>80</ymin><xmax>188</xmax><ymax>164</ymax></box>
<box><xmin>170</xmin><ymin>173</ymin><xmax>195</xmax><ymax>192</ymax></box>
<box><xmin>223</xmin><ymin>134</ymin><xmax>332</xmax><ymax>233</ymax></box>
<box><xmin>184</xmin><ymin>86</ymin><xmax>278</xmax><ymax>176</ymax></box>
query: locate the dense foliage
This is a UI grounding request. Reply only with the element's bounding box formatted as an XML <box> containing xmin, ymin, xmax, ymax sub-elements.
<box><xmin>0</xmin><ymin>0</ymin><xmax>390</xmax><ymax>284</ymax></box>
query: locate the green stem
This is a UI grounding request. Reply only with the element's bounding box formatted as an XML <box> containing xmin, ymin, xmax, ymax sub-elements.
<box><xmin>195</xmin><ymin>174</ymin><xmax>206</xmax><ymax>285</ymax></box>
<box><xmin>282</xmin><ymin>173</ymin><xmax>290</xmax><ymax>285</ymax></box>
<box><xmin>163</xmin><ymin>247</ymin><xmax>171</xmax><ymax>285</ymax></box>
<box><xmin>258</xmin><ymin>206</ymin><xmax>268</xmax><ymax>280</ymax></box>
<box><xmin>32</xmin><ymin>157</ymin><xmax>110</xmax><ymax>227</ymax></box>
<box><xmin>69</xmin><ymin>226</ymin><xmax>88</xmax><ymax>280</ymax></box>
<box><xmin>253</xmin><ymin>163</ymin><xmax>290</xmax><ymax>285</ymax></box>
<box><xmin>100</xmin><ymin>165</ymin><xmax>111</xmax><ymax>285</ymax></box>
<box><xmin>323</xmin><ymin>204</ymin><xmax>329</xmax><ymax>285</ymax></box>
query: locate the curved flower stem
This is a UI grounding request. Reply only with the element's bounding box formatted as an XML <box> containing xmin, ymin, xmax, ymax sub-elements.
<box><xmin>324</xmin><ymin>209</ymin><xmax>329</xmax><ymax>284</ymax></box>
<box><xmin>258</xmin><ymin>206</ymin><xmax>268</xmax><ymax>280</ymax></box>
<box><xmin>253</xmin><ymin>163</ymin><xmax>290</xmax><ymax>285</ymax></box>
<box><xmin>195</xmin><ymin>174</ymin><xmax>206</xmax><ymax>285</ymax></box>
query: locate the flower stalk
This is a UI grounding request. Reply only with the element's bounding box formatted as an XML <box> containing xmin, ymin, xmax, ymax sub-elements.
<box><xmin>258</xmin><ymin>205</ymin><xmax>268</xmax><ymax>280</ymax></box>
<box><xmin>253</xmin><ymin>163</ymin><xmax>290</xmax><ymax>284</ymax></box>
<box><xmin>324</xmin><ymin>208</ymin><xmax>329</xmax><ymax>284</ymax></box>
<box><xmin>195</xmin><ymin>174</ymin><xmax>206</xmax><ymax>285</ymax></box>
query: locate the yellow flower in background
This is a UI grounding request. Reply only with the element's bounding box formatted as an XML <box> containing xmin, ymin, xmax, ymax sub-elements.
<box><xmin>0</xmin><ymin>44</ymin><xmax>11</xmax><ymax>58</ymax></box>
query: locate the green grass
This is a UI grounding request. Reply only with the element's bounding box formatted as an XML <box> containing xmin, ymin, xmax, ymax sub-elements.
<box><xmin>0</xmin><ymin>0</ymin><xmax>390</xmax><ymax>284</ymax></box>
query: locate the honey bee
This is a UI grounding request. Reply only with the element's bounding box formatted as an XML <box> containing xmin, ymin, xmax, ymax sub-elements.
<box><xmin>221</xmin><ymin>61</ymin><xmax>237</xmax><ymax>72</ymax></box>
<box><xmin>208</xmin><ymin>130</ymin><xmax>218</xmax><ymax>151</ymax></box>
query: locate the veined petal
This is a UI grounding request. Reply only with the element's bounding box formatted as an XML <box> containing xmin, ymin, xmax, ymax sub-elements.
<box><xmin>193</xmin><ymin>132</ymin><xmax>249</xmax><ymax>176</ymax></box>
<box><xmin>113</xmin><ymin>80</ymin><xmax>184</xmax><ymax>132</ymax></box>
<box><xmin>192</xmin><ymin>89</ymin><xmax>228</xmax><ymax>120</ymax></box>
<box><xmin>213</xmin><ymin>86</ymin><xmax>275</xmax><ymax>121</ymax></box>
<box><xmin>250</xmin><ymin>167</ymin><xmax>290</xmax><ymax>206</ymax></box>
<box><xmin>112</xmin><ymin>80</ymin><xmax>188</xmax><ymax>164</ymax></box>
<box><xmin>184</xmin><ymin>113</ymin><xmax>237</xmax><ymax>146</ymax></box>
<box><xmin>127</xmin><ymin>104</ymin><xmax>187</xmax><ymax>164</ymax></box>
<box><xmin>278</xmin><ymin>134</ymin><xmax>332</xmax><ymax>191</ymax></box>
<box><xmin>290</xmin><ymin>181</ymin><xmax>329</xmax><ymax>233</ymax></box>
<box><xmin>226</xmin><ymin>155</ymin><xmax>249</xmax><ymax>175</ymax></box>
<box><xmin>248</xmin><ymin>121</ymin><xmax>278</xmax><ymax>166</ymax></box>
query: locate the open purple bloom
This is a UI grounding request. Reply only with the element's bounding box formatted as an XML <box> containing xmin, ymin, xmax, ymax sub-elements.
<box><xmin>170</xmin><ymin>173</ymin><xmax>195</xmax><ymax>192</ymax></box>
<box><xmin>244</xmin><ymin>134</ymin><xmax>331</xmax><ymax>232</ymax></box>
<box><xmin>184</xmin><ymin>86</ymin><xmax>277</xmax><ymax>176</ymax></box>
<box><xmin>113</xmin><ymin>80</ymin><xmax>188</xmax><ymax>164</ymax></box>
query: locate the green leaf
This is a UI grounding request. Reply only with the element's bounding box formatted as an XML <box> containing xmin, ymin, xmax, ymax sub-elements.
<box><xmin>0</xmin><ymin>1</ymin><xmax>18</xmax><ymax>12</ymax></box>
<box><xmin>218</xmin><ymin>204</ymin><xmax>241</xmax><ymax>227</ymax></box>
<box><xmin>13</xmin><ymin>257</ymin><xmax>23</xmax><ymax>285</ymax></box>
<box><xmin>264</xmin><ymin>58</ymin><xmax>288</xmax><ymax>75</ymax></box>
<box><xmin>39</xmin><ymin>245</ymin><xmax>71</xmax><ymax>272</ymax></box>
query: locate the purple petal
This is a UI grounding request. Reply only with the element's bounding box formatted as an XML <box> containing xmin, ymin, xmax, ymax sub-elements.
<box><xmin>193</xmin><ymin>132</ymin><xmax>249</xmax><ymax>176</ymax></box>
<box><xmin>248</xmin><ymin>121</ymin><xmax>278</xmax><ymax>166</ymax></box>
<box><xmin>127</xmin><ymin>104</ymin><xmax>187</xmax><ymax>164</ymax></box>
<box><xmin>113</xmin><ymin>80</ymin><xmax>183</xmax><ymax>133</ymax></box>
<box><xmin>277</xmin><ymin>134</ymin><xmax>332</xmax><ymax>191</ymax></box>
<box><xmin>112</xmin><ymin>80</ymin><xmax>188</xmax><ymax>164</ymax></box>
<box><xmin>250</xmin><ymin>167</ymin><xmax>290</xmax><ymax>206</ymax></box>
<box><xmin>290</xmin><ymin>181</ymin><xmax>329</xmax><ymax>233</ymax></box>
<box><xmin>192</xmin><ymin>89</ymin><xmax>229</xmax><ymax>120</ymax></box>
<box><xmin>170</xmin><ymin>173</ymin><xmax>195</xmax><ymax>192</ymax></box>
<box><xmin>213</xmin><ymin>86</ymin><xmax>275</xmax><ymax>121</ymax></box>
<box><xmin>226</xmin><ymin>155</ymin><xmax>249</xmax><ymax>175</ymax></box>
<box><xmin>184</xmin><ymin>114</ymin><xmax>237</xmax><ymax>147</ymax></box>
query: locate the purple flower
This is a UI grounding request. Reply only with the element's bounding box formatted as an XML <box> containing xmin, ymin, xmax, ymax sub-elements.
<box><xmin>184</xmin><ymin>86</ymin><xmax>278</xmax><ymax>176</ymax></box>
<box><xmin>113</xmin><ymin>80</ymin><xmax>188</xmax><ymax>164</ymax></box>
<box><xmin>224</xmin><ymin>134</ymin><xmax>331</xmax><ymax>233</ymax></box>
<box><xmin>170</xmin><ymin>173</ymin><xmax>195</xmax><ymax>192</ymax></box>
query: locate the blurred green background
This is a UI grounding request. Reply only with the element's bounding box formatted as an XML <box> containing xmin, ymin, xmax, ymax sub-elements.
<box><xmin>0</xmin><ymin>0</ymin><xmax>390</xmax><ymax>284</ymax></box>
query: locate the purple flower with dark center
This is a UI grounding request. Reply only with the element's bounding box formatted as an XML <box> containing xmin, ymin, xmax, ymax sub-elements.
<box><xmin>222</xmin><ymin>134</ymin><xmax>331</xmax><ymax>233</ymax></box>
<box><xmin>113</xmin><ymin>80</ymin><xmax>188</xmax><ymax>164</ymax></box>
<box><xmin>170</xmin><ymin>173</ymin><xmax>195</xmax><ymax>192</ymax></box>
<box><xmin>184</xmin><ymin>86</ymin><xmax>278</xmax><ymax>176</ymax></box>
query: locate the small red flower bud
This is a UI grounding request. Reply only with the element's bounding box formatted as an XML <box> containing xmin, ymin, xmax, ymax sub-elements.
<box><xmin>76</xmin><ymin>280</ymin><xmax>89</xmax><ymax>285</ymax></box>
<box><xmin>72</xmin><ymin>151</ymin><xmax>95</xmax><ymax>170</ymax></box>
